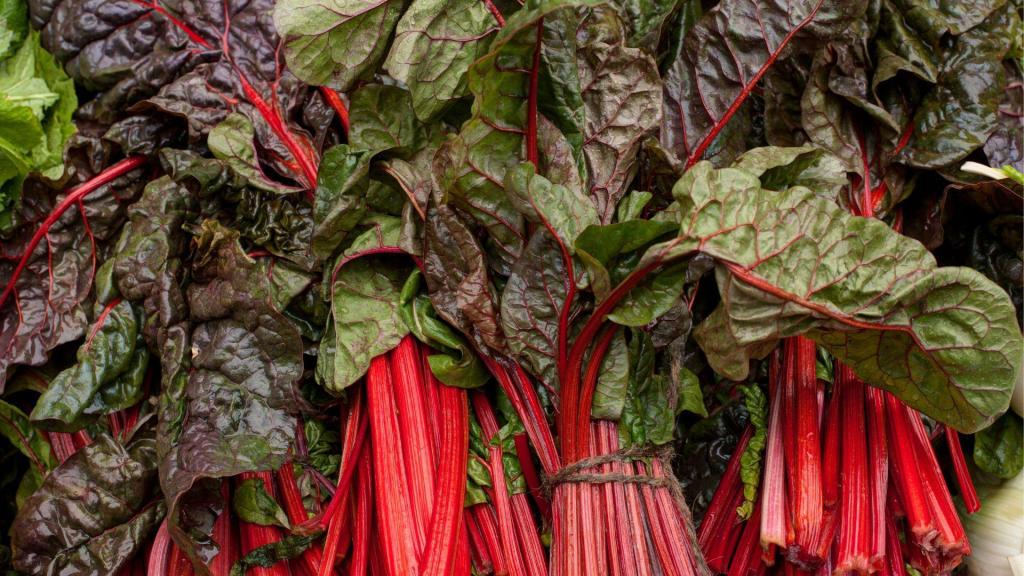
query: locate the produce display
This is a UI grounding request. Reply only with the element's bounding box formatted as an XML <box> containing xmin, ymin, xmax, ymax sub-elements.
<box><xmin>0</xmin><ymin>0</ymin><xmax>1021</xmax><ymax>574</ymax></box>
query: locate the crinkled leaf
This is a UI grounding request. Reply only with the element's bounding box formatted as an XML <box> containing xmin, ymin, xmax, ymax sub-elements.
<box><xmin>436</xmin><ymin>0</ymin><xmax>602</xmax><ymax>274</ymax></box>
<box><xmin>661</xmin><ymin>0</ymin><xmax>866</xmax><ymax>168</ymax></box>
<box><xmin>537</xmin><ymin>7</ymin><xmax>661</xmax><ymax>221</ymax></box>
<box><xmin>660</xmin><ymin>155</ymin><xmax>1023</xmax><ymax>432</ymax></box>
<box><xmin>384</xmin><ymin>0</ymin><xmax>502</xmax><ymax>120</ymax></box>
<box><xmin>161</xmin><ymin>221</ymin><xmax>303</xmax><ymax>563</ymax></box>
<box><xmin>304</xmin><ymin>419</ymin><xmax>341</xmax><ymax>479</ymax></box>
<box><xmin>983</xmin><ymin>61</ymin><xmax>1022</xmax><ymax>172</ymax></box>
<box><xmin>500</xmin><ymin>231</ymin><xmax>568</xmax><ymax>391</ymax></box>
<box><xmin>899</xmin><ymin>5</ymin><xmax>1016</xmax><ymax>168</ymax></box>
<box><xmin>31</xmin><ymin>300</ymin><xmax>139</xmax><ymax>432</ymax></box>
<box><xmin>619</xmin><ymin>331</ymin><xmax>678</xmax><ymax>447</ymax></box>
<box><xmin>424</xmin><ymin>203</ymin><xmax>505</xmax><ymax>353</ymax></box>
<box><xmin>504</xmin><ymin>162</ymin><xmax>599</xmax><ymax>248</ymax></box>
<box><xmin>606</xmin><ymin>261</ymin><xmax>687</xmax><ymax>327</ymax></box>
<box><xmin>1</xmin><ymin>146</ymin><xmax>145</xmax><ymax>389</ymax></box>
<box><xmin>234</xmin><ymin>477</ymin><xmax>291</xmax><ymax>529</ymax></box>
<box><xmin>11</xmin><ymin>433</ymin><xmax>164</xmax><ymax>576</ymax></box>
<box><xmin>973</xmin><ymin>411</ymin><xmax>1023</xmax><ymax>479</ymax></box>
<box><xmin>612</xmin><ymin>0</ymin><xmax>679</xmax><ymax>52</ymax></box>
<box><xmin>274</xmin><ymin>0</ymin><xmax>403</xmax><ymax>90</ymax></box>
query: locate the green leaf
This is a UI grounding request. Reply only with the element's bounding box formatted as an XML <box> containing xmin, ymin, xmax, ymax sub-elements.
<box><xmin>504</xmin><ymin>162</ymin><xmax>599</xmax><ymax>248</ymax></box>
<box><xmin>11</xmin><ymin>433</ymin><xmax>164</xmax><ymax>575</ymax></box>
<box><xmin>737</xmin><ymin>384</ymin><xmax>767</xmax><ymax>519</ymax></box>
<box><xmin>0</xmin><ymin>28</ymin><xmax>75</xmax><ymax>231</ymax></box>
<box><xmin>899</xmin><ymin>5</ymin><xmax>1017</xmax><ymax>168</ymax></box>
<box><xmin>234</xmin><ymin>478</ymin><xmax>292</xmax><ymax>529</ymax></box>
<box><xmin>0</xmin><ymin>398</ymin><xmax>56</xmax><ymax>482</ymax></box>
<box><xmin>973</xmin><ymin>412</ymin><xmax>1023</xmax><ymax>479</ymax></box>
<box><xmin>31</xmin><ymin>300</ymin><xmax>140</xmax><ymax>432</ymax></box>
<box><xmin>619</xmin><ymin>331</ymin><xmax>678</xmax><ymax>447</ymax></box>
<box><xmin>230</xmin><ymin>532</ymin><xmax>323</xmax><ymax>576</ymax></box>
<box><xmin>590</xmin><ymin>329</ymin><xmax>630</xmax><ymax>419</ymax></box>
<box><xmin>0</xmin><ymin>0</ymin><xmax>28</xmax><ymax>60</ymax></box>
<box><xmin>325</xmin><ymin>230</ymin><xmax>411</xmax><ymax>393</ymax></box>
<box><xmin>606</xmin><ymin>261</ymin><xmax>687</xmax><ymax>327</ymax></box>
<box><xmin>677</xmin><ymin>366</ymin><xmax>707</xmax><ymax>418</ymax></box>
<box><xmin>304</xmin><ymin>419</ymin><xmax>341</xmax><ymax>479</ymax></box>
<box><xmin>436</xmin><ymin>0</ymin><xmax>603</xmax><ymax>274</ymax></box>
<box><xmin>274</xmin><ymin>0</ymin><xmax>403</xmax><ymax>90</ymax></box>
<box><xmin>312</xmin><ymin>145</ymin><xmax>372</xmax><ymax>259</ymax></box>
<box><xmin>209</xmin><ymin>113</ymin><xmax>303</xmax><ymax>193</ymax></box>
<box><xmin>399</xmin><ymin>270</ymin><xmax>490</xmax><ymax>389</ymax></box>
<box><xmin>616</xmin><ymin>190</ymin><xmax>652</xmax><ymax>222</ymax></box>
<box><xmin>658</xmin><ymin>154</ymin><xmax>1023</xmax><ymax>432</ymax></box>
<box><xmin>348</xmin><ymin>84</ymin><xmax>427</xmax><ymax>154</ymax></box>
<box><xmin>384</xmin><ymin>0</ymin><xmax>502</xmax><ymax>120</ymax></box>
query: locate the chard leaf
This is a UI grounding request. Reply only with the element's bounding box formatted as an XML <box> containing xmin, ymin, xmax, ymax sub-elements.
<box><xmin>234</xmin><ymin>477</ymin><xmax>292</xmax><ymax>529</ymax></box>
<box><xmin>347</xmin><ymin>84</ymin><xmax>427</xmax><ymax>155</ymax></box>
<box><xmin>500</xmin><ymin>231</ymin><xmax>569</xmax><ymax>391</ymax></box>
<box><xmin>161</xmin><ymin>221</ymin><xmax>304</xmax><ymax>563</ymax></box>
<box><xmin>384</xmin><ymin>0</ymin><xmax>502</xmax><ymax>120</ymax></box>
<box><xmin>0</xmin><ymin>398</ymin><xmax>55</xmax><ymax>506</ymax></box>
<box><xmin>606</xmin><ymin>261</ymin><xmax>687</xmax><ymax>327</ymax></box>
<box><xmin>399</xmin><ymin>271</ymin><xmax>490</xmax><ymax>389</ymax></box>
<box><xmin>737</xmin><ymin>384</ymin><xmax>767</xmax><ymax>519</ymax></box>
<box><xmin>619</xmin><ymin>331</ymin><xmax>677</xmax><ymax>447</ymax></box>
<box><xmin>11</xmin><ymin>433</ymin><xmax>164</xmax><ymax>576</ymax></box>
<box><xmin>661</xmin><ymin>0</ymin><xmax>866</xmax><ymax>168</ymax></box>
<box><xmin>31</xmin><ymin>299</ymin><xmax>139</xmax><ymax>432</ymax></box>
<box><xmin>230</xmin><ymin>532</ymin><xmax>323</xmax><ymax>576</ymax></box>
<box><xmin>677</xmin><ymin>366</ymin><xmax>707</xmax><ymax>418</ymax></box>
<box><xmin>537</xmin><ymin>7</ymin><xmax>662</xmax><ymax>221</ymax></box>
<box><xmin>274</xmin><ymin>0</ymin><xmax>403</xmax><ymax>90</ymax></box>
<box><xmin>590</xmin><ymin>329</ymin><xmax>630</xmax><ymax>419</ymax></box>
<box><xmin>312</xmin><ymin>145</ymin><xmax>371</xmax><ymax>259</ymax></box>
<box><xmin>424</xmin><ymin>203</ymin><xmax>505</xmax><ymax>353</ymax></box>
<box><xmin>325</xmin><ymin>224</ymin><xmax>411</xmax><ymax>393</ymax></box>
<box><xmin>435</xmin><ymin>0</ymin><xmax>603</xmax><ymax>274</ymax></box>
<box><xmin>973</xmin><ymin>412</ymin><xmax>1023</xmax><ymax>479</ymax></box>
<box><xmin>209</xmin><ymin>114</ymin><xmax>303</xmax><ymax>194</ymax></box>
<box><xmin>504</xmin><ymin>162</ymin><xmax>599</xmax><ymax>248</ymax></box>
<box><xmin>899</xmin><ymin>5</ymin><xmax>1016</xmax><ymax>168</ymax></box>
<box><xmin>658</xmin><ymin>155</ymin><xmax>1023</xmax><ymax>432</ymax></box>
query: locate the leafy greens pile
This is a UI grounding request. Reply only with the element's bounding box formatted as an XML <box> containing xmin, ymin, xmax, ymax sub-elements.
<box><xmin>0</xmin><ymin>0</ymin><xmax>1021</xmax><ymax>573</ymax></box>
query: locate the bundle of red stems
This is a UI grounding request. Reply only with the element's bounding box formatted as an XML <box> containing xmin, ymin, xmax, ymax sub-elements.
<box><xmin>698</xmin><ymin>336</ymin><xmax>979</xmax><ymax>576</ymax></box>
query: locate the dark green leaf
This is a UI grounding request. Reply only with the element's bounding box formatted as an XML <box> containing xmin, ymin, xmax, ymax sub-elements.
<box><xmin>31</xmin><ymin>300</ymin><xmax>139</xmax><ymax>432</ymax></box>
<box><xmin>973</xmin><ymin>412</ymin><xmax>1023</xmax><ymax>479</ymax></box>
<box><xmin>230</xmin><ymin>532</ymin><xmax>322</xmax><ymax>576</ymax></box>
<box><xmin>312</xmin><ymin>145</ymin><xmax>372</xmax><ymax>259</ymax></box>
<box><xmin>161</xmin><ymin>221</ymin><xmax>303</xmax><ymax>563</ymax></box>
<box><xmin>590</xmin><ymin>329</ymin><xmax>630</xmax><ymax>419</ymax></box>
<box><xmin>348</xmin><ymin>84</ymin><xmax>427</xmax><ymax>154</ymax></box>
<box><xmin>233</xmin><ymin>478</ymin><xmax>291</xmax><ymax>529</ymax></box>
<box><xmin>209</xmin><ymin>113</ymin><xmax>303</xmax><ymax>194</ymax></box>
<box><xmin>11</xmin><ymin>433</ymin><xmax>164</xmax><ymax>576</ymax></box>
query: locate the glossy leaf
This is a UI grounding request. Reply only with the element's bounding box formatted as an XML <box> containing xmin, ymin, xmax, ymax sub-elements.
<box><xmin>161</xmin><ymin>221</ymin><xmax>303</xmax><ymax>563</ymax></box>
<box><xmin>312</xmin><ymin>145</ymin><xmax>372</xmax><ymax>259</ymax></box>
<box><xmin>11</xmin><ymin>433</ymin><xmax>164</xmax><ymax>576</ymax></box>
<box><xmin>31</xmin><ymin>299</ymin><xmax>139</xmax><ymax>432</ymax></box>
<box><xmin>661</xmin><ymin>0</ymin><xmax>866</xmax><ymax>168</ymax></box>
<box><xmin>973</xmin><ymin>411</ymin><xmax>1023</xmax><ymax>479</ymax></box>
